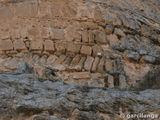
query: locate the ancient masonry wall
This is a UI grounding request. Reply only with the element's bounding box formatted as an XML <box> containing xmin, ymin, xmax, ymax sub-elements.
<box><xmin>0</xmin><ymin>0</ymin><xmax>160</xmax><ymax>89</ymax></box>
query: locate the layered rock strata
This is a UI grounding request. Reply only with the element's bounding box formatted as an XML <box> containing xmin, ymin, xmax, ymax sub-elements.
<box><xmin>0</xmin><ymin>64</ymin><xmax>159</xmax><ymax>120</ymax></box>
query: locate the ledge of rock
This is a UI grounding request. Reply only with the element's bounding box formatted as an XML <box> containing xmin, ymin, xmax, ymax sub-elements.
<box><xmin>0</xmin><ymin>64</ymin><xmax>160</xmax><ymax>120</ymax></box>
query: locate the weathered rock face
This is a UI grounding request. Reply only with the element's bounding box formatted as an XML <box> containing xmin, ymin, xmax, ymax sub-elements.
<box><xmin>0</xmin><ymin>0</ymin><xmax>160</xmax><ymax>89</ymax></box>
<box><xmin>0</xmin><ymin>64</ymin><xmax>159</xmax><ymax>120</ymax></box>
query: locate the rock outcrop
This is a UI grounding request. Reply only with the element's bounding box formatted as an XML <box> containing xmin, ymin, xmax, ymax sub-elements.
<box><xmin>0</xmin><ymin>64</ymin><xmax>159</xmax><ymax>120</ymax></box>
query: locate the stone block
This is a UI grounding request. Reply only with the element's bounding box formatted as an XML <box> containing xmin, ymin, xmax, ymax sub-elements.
<box><xmin>0</xmin><ymin>40</ymin><xmax>13</xmax><ymax>51</ymax></box>
<box><xmin>51</xmin><ymin>29</ymin><xmax>65</xmax><ymax>40</ymax></box>
<box><xmin>84</xmin><ymin>56</ymin><xmax>94</xmax><ymax>71</ymax></box>
<box><xmin>30</xmin><ymin>40</ymin><xmax>43</xmax><ymax>51</ymax></box>
<box><xmin>28</xmin><ymin>27</ymin><xmax>40</xmax><ymax>38</ymax></box>
<box><xmin>54</xmin><ymin>55</ymin><xmax>66</xmax><ymax>65</ymax></box>
<box><xmin>119</xmin><ymin>74</ymin><xmax>127</xmax><ymax>89</ymax></box>
<box><xmin>95</xmin><ymin>31</ymin><xmax>107</xmax><ymax>44</ymax></box>
<box><xmin>71</xmin><ymin>72</ymin><xmax>90</xmax><ymax>79</ymax></box>
<box><xmin>97</xmin><ymin>57</ymin><xmax>105</xmax><ymax>73</ymax></box>
<box><xmin>70</xmin><ymin>54</ymin><xmax>81</xmax><ymax>66</ymax></box>
<box><xmin>0</xmin><ymin>7</ymin><xmax>14</xmax><ymax>19</ymax></box>
<box><xmin>44</xmin><ymin>40</ymin><xmax>55</xmax><ymax>52</ymax></box>
<box><xmin>63</xmin><ymin>56</ymin><xmax>72</xmax><ymax>66</ymax></box>
<box><xmin>142</xmin><ymin>55</ymin><xmax>156</xmax><ymax>64</ymax></box>
<box><xmin>80</xmin><ymin>45</ymin><xmax>92</xmax><ymax>56</ymax></box>
<box><xmin>105</xmin><ymin>59</ymin><xmax>113</xmax><ymax>71</ymax></box>
<box><xmin>107</xmin><ymin>75</ymin><xmax>114</xmax><ymax>88</ymax></box>
<box><xmin>88</xmin><ymin>31</ymin><xmax>95</xmax><ymax>43</ymax></box>
<box><xmin>13</xmin><ymin>40</ymin><xmax>27</xmax><ymax>50</ymax></box>
<box><xmin>92</xmin><ymin>45</ymin><xmax>103</xmax><ymax>57</ymax></box>
<box><xmin>82</xmin><ymin>31</ymin><xmax>88</xmax><ymax>43</ymax></box>
<box><xmin>55</xmin><ymin>43</ymin><xmax>66</xmax><ymax>54</ymax></box>
<box><xmin>107</xmin><ymin>34</ymin><xmax>120</xmax><ymax>47</ymax></box>
<box><xmin>91</xmin><ymin>57</ymin><xmax>100</xmax><ymax>72</ymax></box>
<box><xmin>67</xmin><ymin>43</ymin><xmax>81</xmax><ymax>55</ymax></box>
<box><xmin>14</xmin><ymin>2</ymin><xmax>38</xmax><ymax>17</ymax></box>
<box><xmin>47</xmin><ymin>55</ymin><xmax>58</xmax><ymax>64</ymax></box>
<box><xmin>104</xmin><ymin>74</ymin><xmax>114</xmax><ymax>88</ymax></box>
<box><xmin>93</xmin><ymin>6</ymin><xmax>103</xmax><ymax>22</ymax></box>
<box><xmin>90</xmin><ymin>73</ymin><xmax>102</xmax><ymax>79</ymax></box>
<box><xmin>41</xmin><ymin>27</ymin><xmax>51</xmax><ymax>39</ymax></box>
<box><xmin>74</xmin><ymin>56</ymin><xmax>86</xmax><ymax>71</ymax></box>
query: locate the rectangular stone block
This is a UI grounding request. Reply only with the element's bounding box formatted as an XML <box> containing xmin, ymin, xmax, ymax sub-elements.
<box><xmin>84</xmin><ymin>56</ymin><xmax>94</xmax><ymax>71</ymax></box>
<box><xmin>71</xmin><ymin>72</ymin><xmax>90</xmax><ymax>79</ymax></box>
<box><xmin>82</xmin><ymin>31</ymin><xmax>88</xmax><ymax>43</ymax></box>
<box><xmin>54</xmin><ymin>55</ymin><xmax>66</xmax><ymax>65</ymax></box>
<box><xmin>0</xmin><ymin>40</ymin><xmax>13</xmax><ymax>51</ymax></box>
<box><xmin>15</xmin><ymin>2</ymin><xmax>38</xmax><ymax>18</ymax></box>
<box><xmin>88</xmin><ymin>31</ymin><xmax>95</xmax><ymax>43</ymax></box>
<box><xmin>51</xmin><ymin>29</ymin><xmax>65</xmax><ymax>40</ymax></box>
<box><xmin>90</xmin><ymin>73</ymin><xmax>102</xmax><ymax>79</ymax></box>
<box><xmin>67</xmin><ymin>43</ymin><xmax>81</xmax><ymax>57</ymax></box>
<box><xmin>0</xmin><ymin>7</ymin><xmax>14</xmax><ymax>20</ymax></box>
<box><xmin>47</xmin><ymin>55</ymin><xmax>58</xmax><ymax>64</ymax></box>
<box><xmin>63</xmin><ymin>56</ymin><xmax>72</xmax><ymax>66</ymax></box>
<box><xmin>80</xmin><ymin>45</ymin><xmax>92</xmax><ymax>56</ymax></box>
<box><xmin>104</xmin><ymin>74</ymin><xmax>114</xmax><ymax>88</ymax></box>
<box><xmin>55</xmin><ymin>43</ymin><xmax>66</xmax><ymax>54</ymax></box>
<box><xmin>119</xmin><ymin>74</ymin><xmax>127</xmax><ymax>89</ymax></box>
<box><xmin>91</xmin><ymin>57</ymin><xmax>100</xmax><ymax>72</ymax></box>
<box><xmin>95</xmin><ymin>31</ymin><xmax>107</xmax><ymax>44</ymax></box>
<box><xmin>107</xmin><ymin>34</ymin><xmax>120</xmax><ymax>47</ymax></box>
<box><xmin>13</xmin><ymin>40</ymin><xmax>27</xmax><ymax>50</ymax></box>
<box><xmin>105</xmin><ymin>59</ymin><xmax>113</xmax><ymax>71</ymax></box>
<box><xmin>30</xmin><ymin>40</ymin><xmax>43</xmax><ymax>51</ymax></box>
<box><xmin>0</xmin><ymin>30</ymin><xmax>10</xmax><ymax>40</ymax></box>
<box><xmin>74</xmin><ymin>56</ymin><xmax>86</xmax><ymax>71</ymax></box>
<box><xmin>41</xmin><ymin>27</ymin><xmax>51</xmax><ymax>39</ymax></box>
<box><xmin>97</xmin><ymin>57</ymin><xmax>105</xmax><ymax>73</ymax></box>
<box><xmin>44</xmin><ymin>40</ymin><xmax>55</xmax><ymax>52</ymax></box>
<box><xmin>92</xmin><ymin>45</ymin><xmax>103</xmax><ymax>57</ymax></box>
<box><xmin>70</xmin><ymin>54</ymin><xmax>81</xmax><ymax>66</ymax></box>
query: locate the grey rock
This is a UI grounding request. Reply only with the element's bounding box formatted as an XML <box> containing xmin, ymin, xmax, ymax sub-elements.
<box><xmin>119</xmin><ymin>74</ymin><xmax>127</xmax><ymax>89</ymax></box>
<box><xmin>139</xmin><ymin>48</ymin><xmax>148</xmax><ymax>55</ymax></box>
<box><xmin>12</xmin><ymin>62</ymin><xmax>34</xmax><ymax>74</ymax></box>
<box><xmin>124</xmin><ymin>50</ymin><xmax>140</xmax><ymax>62</ymax></box>
<box><xmin>142</xmin><ymin>55</ymin><xmax>156</xmax><ymax>64</ymax></box>
<box><xmin>0</xmin><ymin>66</ymin><xmax>159</xmax><ymax>119</ymax></box>
<box><xmin>148</xmin><ymin>49</ymin><xmax>160</xmax><ymax>58</ymax></box>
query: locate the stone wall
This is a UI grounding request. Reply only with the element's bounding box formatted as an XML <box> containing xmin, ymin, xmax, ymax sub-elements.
<box><xmin>0</xmin><ymin>0</ymin><xmax>160</xmax><ymax>89</ymax></box>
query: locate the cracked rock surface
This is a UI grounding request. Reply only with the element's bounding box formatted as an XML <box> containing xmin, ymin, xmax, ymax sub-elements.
<box><xmin>0</xmin><ymin>64</ymin><xmax>159</xmax><ymax>120</ymax></box>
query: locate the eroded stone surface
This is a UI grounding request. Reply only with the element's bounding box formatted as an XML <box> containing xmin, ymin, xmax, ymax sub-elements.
<box><xmin>0</xmin><ymin>66</ymin><xmax>159</xmax><ymax>120</ymax></box>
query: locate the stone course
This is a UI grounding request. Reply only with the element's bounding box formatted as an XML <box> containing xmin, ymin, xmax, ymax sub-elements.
<box><xmin>0</xmin><ymin>0</ymin><xmax>160</xmax><ymax>89</ymax></box>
